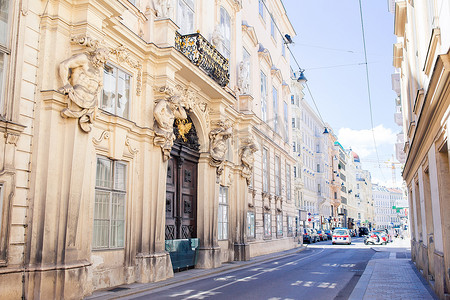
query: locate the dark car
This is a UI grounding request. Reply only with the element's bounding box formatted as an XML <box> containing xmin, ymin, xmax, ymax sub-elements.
<box><xmin>303</xmin><ymin>228</ymin><xmax>315</xmax><ymax>243</ymax></box>
<box><xmin>324</xmin><ymin>230</ymin><xmax>333</xmax><ymax>240</ymax></box>
<box><xmin>317</xmin><ymin>230</ymin><xmax>328</xmax><ymax>241</ymax></box>
<box><xmin>359</xmin><ymin>227</ymin><xmax>369</xmax><ymax>237</ymax></box>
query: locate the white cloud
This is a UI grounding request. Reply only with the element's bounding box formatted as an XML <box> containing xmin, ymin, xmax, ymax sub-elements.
<box><xmin>337</xmin><ymin>125</ymin><xmax>396</xmax><ymax>159</ymax></box>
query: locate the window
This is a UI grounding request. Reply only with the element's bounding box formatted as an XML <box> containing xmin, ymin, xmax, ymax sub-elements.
<box><xmin>294</xmin><ymin>166</ymin><xmax>297</xmax><ymax>178</ymax></box>
<box><xmin>0</xmin><ymin>0</ymin><xmax>11</xmax><ymax>112</ymax></box>
<box><xmin>218</xmin><ymin>186</ymin><xmax>229</xmax><ymax>240</ymax></box>
<box><xmin>247</xmin><ymin>211</ymin><xmax>255</xmax><ymax>238</ymax></box>
<box><xmin>261</xmin><ymin>72</ymin><xmax>267</xmax><ymax>122</ymax></box>
<box><xmin>317</xmin><ymin>164</ymin><xmax>320</xmax><ymax>172</ymax></box>
<box><xmin>286</xmin><ymin>164</ymin><xmax>291</xmax><ymax>200</ymax></box>
<box><xmin>284</xmin><ymin>101</ymin><xmax>288</xmax><ymax>142</ymax></box>
<box><xmin>292</xmin><ymin>117</ymin><xmax>295</xmax><ymax>129</ymax></box>
<box><xmin>220</xmin><ymin>7</ymin><xmax>231</xmax><ymax>59</ymax></box>
<box><xmin>276</xmin><ymin>213</ymin><xmax>283</xmax><ymax>236</ymax></box>
<box><xmin>263</xmin><ymin>148</ymin><xmax>269</xmax><ymax>192</ymax></box>
<box><xmin>291</xmin><ymin>95</ymin><xmax>294</xmax><ymax>104</ymax></box>
<box><xmin>259</xmin><ymin>0</ymin><xmax>265</xmax><ymax>20</ymax></box>
<box><xmin>264</xmin><ymin>213</ymin><xmax>271</xmax><ymax>236</ymax></box>
<box><xmin>318</xmin><ymin>184</ymin><xmax>321</xmax><ymax>194</ymax></box>
<box><xmin>102</xmin><ymin>63</ymin><xmax>131</xmax><ymax>119</ymax></box>
<box><xmin>94</xmin><ymin>157</ymin><xmax>127</xmax><ymax>249</ymax></box>
<box><xmin>273</xmin><ymin>87</ymin><xmax>278</xmax><ymax>133</ymax></box>
<box><xmin>177</xmin><ymin>0</ymin><xmax>195</xmax><ymax>34</ymax></box>
<box><xmin>287</xmin><ymin>216</ymin><xmax>293</xmax><ymax>235</ymax></box>
<box><xmin>275</xmin><ymin>155</ymin><xmax>281</xmax><ymax>196</ymax></box>
<box><xmin>282</xmin><ymin>41</ymin><xmax>286</xmax><ymax>57</ymax></box>
<box><xmin>271</xmin><ymin>18</ymin><xmax>276</xmax><ymax>39</ymax></box>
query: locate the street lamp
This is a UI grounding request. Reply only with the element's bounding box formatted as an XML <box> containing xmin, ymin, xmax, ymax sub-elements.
<box><xmin>297</xmin><ymin>70</ymin><xmax>307</xmax><ymax>84</ymax></box>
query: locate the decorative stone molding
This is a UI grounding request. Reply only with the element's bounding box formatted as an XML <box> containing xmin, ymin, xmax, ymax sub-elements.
<box><xmin>238</xmin><ymin>60</ymin><xmax>250</xmax><ymax>95</ymax></box>
<box><xmin>58</xmin><ymin>37</ymin><xmax>109</xmax><ymax>132</ymax></box>
<box><xmin>125</xmin><ymin>137</ymin><xmax>139</xmax><ymax>156</ymax></box>
<box><xmin>92</xmin><ymin>130</ymin><xmax>111</xmax><ymax>145</ymax></box>
<box><xmin>242</xmin><ymin>21</ymin><xmax>259</xmax><ymax>47</ymax></box>
<box><xmin>153</xmin><ymin>0</ymin><xmax>174</xmax><ymax>18</ymax></box>
<box><xmin>153</xmin><ymin>86</ymin><xmax>188</xmax><ymax>161</ymax></box>
<box><xmin>5</xmin><ymin>132</ymin><xmax>20</xmax><ymax>146</ymax></box>
<box><xmin>110</xmin><ymin>46</ymin><xmax>143</xmax><ymax>96</ymax></box>
<box><xmin>239</xmin><ymin>138</ymin><xmax>258</xmax><ymax>185</ymax></box>
<box><xmin>209</xmin><ymin>120</ymin><xmax>233</xmax><ymax>176</ymax></box>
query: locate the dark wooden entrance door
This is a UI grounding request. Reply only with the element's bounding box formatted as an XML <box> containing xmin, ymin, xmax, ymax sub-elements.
<box><xmin>165</xmin><ymin>145</ymin><xmax>198</xmax><ymax>240</ymax></box>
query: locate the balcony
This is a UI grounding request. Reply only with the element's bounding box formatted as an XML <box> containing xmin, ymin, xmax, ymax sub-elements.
<box><xmin>175</xmin><ymin>31</ymin><xmax>230</xmax><ymax>87</ymax></box>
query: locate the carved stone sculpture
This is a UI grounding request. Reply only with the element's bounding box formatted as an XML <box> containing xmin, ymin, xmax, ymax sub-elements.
<box><xmin>240</xmin><ymin>139</ymin><xmax>258</xmax><ymax>184</ymax></box>
<box><xmin>153</xmin><ymin>86</ymin><xmax>188</xmax><ymax>161</ymax></box>
<box><xmin>154</xmin><ymin>0</ymin><xmax>173</xmax><ymax>18</ymax></box>
<box><xmin>209</xmin><ymin>120</ymin><xmax>232</xmax><ymax>175</ymax></box>
<box><xmin>58</xmin><ymin>45</ymin><xmax>109</xmax><ymax>132</ymax></box>
<box><xmin>211</xmin><ymin>25</ymin><xmax>224</xmax><ymax>51</ymax></box>
<box><xmin>238</xmin><ymin>60</ymin><xmax>250</xmax><ymax>94</ymax></box>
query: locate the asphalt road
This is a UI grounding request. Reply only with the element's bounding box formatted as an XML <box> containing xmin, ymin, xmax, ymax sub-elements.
<box><xmin>123</xmin><ymin>237</ymin><xmax>375</xmax><ymax>300</ymax></box>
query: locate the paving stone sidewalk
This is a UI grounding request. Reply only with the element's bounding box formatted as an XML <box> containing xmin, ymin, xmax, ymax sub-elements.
<box><xmin>349</xmin><ymin>238</ymin><xmax>438</xmax><ymax>300</ymax></box>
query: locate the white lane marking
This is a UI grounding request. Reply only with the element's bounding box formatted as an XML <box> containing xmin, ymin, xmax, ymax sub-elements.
<box><xmin>181</xmin><ymin>247</ymin><xmax>326</xmax><ymax>300</ymax></box>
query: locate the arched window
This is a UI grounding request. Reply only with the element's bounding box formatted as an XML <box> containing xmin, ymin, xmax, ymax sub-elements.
<box><xmin>220</xmin><ymin>7</ymin><xmax>231</xmax><ymax>59</ymax></box>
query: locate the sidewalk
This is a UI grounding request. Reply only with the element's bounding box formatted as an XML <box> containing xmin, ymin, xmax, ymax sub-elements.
<box><xmin>349</xmin><ymin>237</ymin><xmax>438</xmax><ymax>300</ymax></box>
<box><xmin>86</xmin><ymin>245</ymin><xmax>307</xmax><ymax>300</ymax></box>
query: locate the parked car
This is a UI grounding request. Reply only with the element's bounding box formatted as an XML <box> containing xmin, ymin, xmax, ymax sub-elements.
<box><xmin>303</xmin><ymin>228</ymin><xmax>315</xmax><ymax>244</ymax></box>
<box><xmin>317</xmin><ymin>230</ymin><xmax>327</xmax><ymax>241</ymax></box>
<box><xmin>359</xmin><ymin>227</ymin><xmax>369</xmax><ymax>237</ymax></box>
<box><xmin>350</xmin><ymin>229</ymin><xmax>356</xmax><ymax>237</ymax></box>
<box><xmin>324</xmin><ymin>230</ymin><xmax>333</xmax><ymax>240</ymax></box>
<box><xmin>310</xmin><ymin>229</ymin><xmax>320</xmax><ymax>243</ymax></box>
<box><xmin>332</xmin><ymin>228</ymin><xmax>352</xmax><ymax>245</ymax></box>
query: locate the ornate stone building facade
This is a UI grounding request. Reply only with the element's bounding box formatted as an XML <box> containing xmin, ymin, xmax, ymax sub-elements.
<box><xmin>0</xmin><ymin>0</ymin><xmax>299</xmax><ymax>298</ymax></box>
<box><xmin>393</xmin><ymin>0</ymin><xmax>450</xmax><ymax>298</ymax></box>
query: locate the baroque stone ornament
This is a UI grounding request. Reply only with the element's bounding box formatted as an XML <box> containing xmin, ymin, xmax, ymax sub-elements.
<box><xmin>154</xmin><ymin>0</ymin><xmax>173</xmax><ymax>18</ymax></box>
<box><xmin>58</xmin><ymin>38</ymin><xmax>109</xmax><ymax>132</ymax></box>
<box><xmin>240</xmin><ymin>138</ymin><xmax>258</xmax><ymax>185</ymax></box>
<box><xmin>153</xmin><ymin>86</ymin><xmax>188</xmax><ymax>161</ymax></box>
<box><xmin>209</xmin><ymin>120</ymin><xmax>233</xmax><ymax>175</ymax></box>
<box><xmin>238</xmin><ymin>60</ymin><xmax>250</xmax><ymax>94</ymax></box>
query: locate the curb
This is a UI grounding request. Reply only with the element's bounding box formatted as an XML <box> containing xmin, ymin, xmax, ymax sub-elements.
<box><xmin>347</xmin><ymin>260</ymin><xmax>374</xmax><ymax>300</ymax></box>
<box><xmin>86</xmin><ymin>245</ymin><xmax>308</xmax><ymax>299</ymax></box>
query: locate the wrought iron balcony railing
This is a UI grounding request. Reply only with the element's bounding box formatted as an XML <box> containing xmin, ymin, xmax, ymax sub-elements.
<box><xmin>175</xmin><ymin>31</ymin><xmax>230</xmax><ymax>87</ymax></box>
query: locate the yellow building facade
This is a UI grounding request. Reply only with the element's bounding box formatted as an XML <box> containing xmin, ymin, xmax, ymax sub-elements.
<box><xmin>0</xmin><ymin>0</ymin><xmax>299</xmax><ymax>298</ymax></box>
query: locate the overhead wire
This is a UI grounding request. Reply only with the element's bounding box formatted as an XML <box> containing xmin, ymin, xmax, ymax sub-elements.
<box><xmin>357</xmin><ymin>0</ymin><xmax>387</xmax><ymax>182</ymax></box>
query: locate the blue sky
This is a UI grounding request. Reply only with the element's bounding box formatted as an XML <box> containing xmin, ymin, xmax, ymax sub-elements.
<box><xmin>283</xmin><ymin>0</ymin><xmax>402</xmax><ymax>187</ymax></box>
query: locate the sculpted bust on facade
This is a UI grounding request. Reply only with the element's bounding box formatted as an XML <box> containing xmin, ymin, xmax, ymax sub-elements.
<box><xmin>240</xmin><ymin>138</ymin><xmax>258</xmax><ymax>184</ymax></box>
<box><xmin>209</xmin><ymin>120</ymin><xmax>233</xmax><ymax>175</ymax></box>
<box><xmin>58</xmin><ymin>45</ymin><xmax>109</xmax><ymax>132</ymax></box>
<box><xmin>153</xmin><ymin>86</ymin><xmax>188</xmax><ymax>161</ymax></box>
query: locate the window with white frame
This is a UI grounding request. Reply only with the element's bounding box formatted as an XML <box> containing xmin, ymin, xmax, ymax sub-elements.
<box><xmin>0</xmin><ymin>0</ymin><xmax>11</xmax><ymax>113</ymax></box>
<box><xmin>218</xmin><ymin>186</ymin><xmax>229</xmax><ymax>240</ymax></box>
<box><xmin>262</xmin><ymin>148</ymin><xmax>269</xmax><ymax>192</ymax></box>
<box><xmin>247</xmin><ymin>211</ymin><xmax>255</xmax><ymax>238</ymax></box>
<box><xmin>259</xmin><ymin>0</ymin><xmax>265</xmax><ymax>20</ymax></box>
<box><xmin>275</xmin><ymin>155</ymin><xmax>281</xmax><ymax>196</ymax></box>
<box><xmin>264</xmin><ymin>212</ymin><xmax>271</xmax><ymax>236</ymax></box>
<box><xmin>286</xmin><ymin>163</ymin><xmax>291</xmax><ymax>200</ymax></box>
<box><xmin>102</xmin><ymin>63</ymin><xmax>131</xmax><ymax>119</ymax></box>
<box><xmin>284</xmin><ymin>101</ymin><xmax>288</xmax><ymax>142</ymax></box>
<box><xmin>273</xmin><ymin>87</ymin><xmax>278</xmax><ymax>133</ymax></box>
<box><xmin>276</xmin><ymin>213</ymin><xmax>282</xmax><ymax>236</ymax></box>
<box><xmin>177</xmin><ymin>0</ymin><xmax>195</xmax><ymax>35</ymax></box>
<box><xmin>261</xmin><ymin>71</ymin><xmax>267</xmax><ymax>122</ymax></box>
<box><xmin>287</xmin><ymin>216</ymin><xmax>293</xmax><ymax>235</ymax></box>
<box><xmin>220</xmin><ymin>7</ymin><xmax>231</xmax><ymax>60</ymax></box>
<box><xmin>93</xmin><ymin>157</ymin><xmax>127</xmax><ymax>249</ymax></box>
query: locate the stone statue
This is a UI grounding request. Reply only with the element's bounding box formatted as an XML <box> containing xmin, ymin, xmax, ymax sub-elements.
<box><xmin>58</xmin><ymin>46</ymin><xmax>109</xmax><ymax>132</ymax></box>
<box><xmin>153</xmin><ymin>86</ymin><xmax>188</xmax><ymax>161</ymax></box>
<box><xmin>240</xmin><ymin>139</ymin><xmax>258</xmax><ymax>184</ymax></box>
<box><xmin>238</xmin><ymin>60</ymin><xmax>250</xmax><ymax>94</ymax></box>
<box><xmin>211</xmin><ymin>25</ymin><xmax>224</xmax><ymax>51</ymax></box>
<box><xmin>154</xmin><ymin>0</ymin><xmax>173</xmax><ymax>18</ymax></box>
<box><xmin>209</xmin><ymin>121</ymin><xmax>233</xmax><ymax>175</ymax></box>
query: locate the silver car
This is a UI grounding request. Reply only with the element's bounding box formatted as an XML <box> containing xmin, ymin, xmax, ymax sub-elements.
<box><xmin>332</xmin><ymin>229</ymin><xmax>352</xmax><ymax>245</ymax></box>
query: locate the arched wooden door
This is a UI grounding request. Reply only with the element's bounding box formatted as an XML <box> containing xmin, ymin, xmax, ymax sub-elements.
<box><xmin>165</xmin><ymin>116</ymin><xmax>200</xmax><ymax>240</ymax></box>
